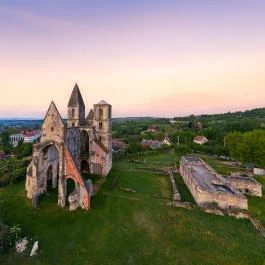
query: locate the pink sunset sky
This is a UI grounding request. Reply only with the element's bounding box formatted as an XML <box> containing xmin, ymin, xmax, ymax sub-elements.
<box><xmin>0</xmin><ymin>0</ymin><xmax>265</xmax><ymax>118</ymax></box>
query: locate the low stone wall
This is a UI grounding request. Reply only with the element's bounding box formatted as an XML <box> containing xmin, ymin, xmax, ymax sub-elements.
<box><xmin>168</xmin><ymin>171</ymin><xmax>181</xmax><ymax>201</ymax></box>
<box><xmin>169</xmin><ymin>201</ymin><xmax>194</xmax><ymax>209</ymax></box>
<box><xmin>254</xmin><ymin>168</ymin><xmax>265</xmax><ymax>176</ymax></box>
<box><xmin>200</xmin><ymin>206</ymin><xmax>265</xmax><ymax>237</ymax></box>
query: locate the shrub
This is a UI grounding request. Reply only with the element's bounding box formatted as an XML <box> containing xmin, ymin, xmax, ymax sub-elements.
<box><xmin>0</xmin><ymin>222</ymin><xmax>23</xmax><ymax>254</ymax></box>
<box><xmin>7</xmin><ymin>224</ymin><xmax>22</xmax><ymax>247</ymax></box>
<box><xmin>0</xmin><ymin>222</ymin><xmax>10</xmax><ymax>254</ymax></box>
<box><xmin>174</xmin><ymin>144</ymin><xmax>191</xmax><ymax>155</ymax></box>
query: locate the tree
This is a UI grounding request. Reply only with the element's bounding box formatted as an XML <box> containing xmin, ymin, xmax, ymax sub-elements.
<box><xmin>225</xmin><ymin>131</ymin><xmax>243</xmax><ymax>160</ymax></box>
<box><xmin>13</xmin><ymin>143</ymin><xmax>33</xmax><ymax>158</ymax></box>
<box><xmin>225</xmin><ymin>130</ymin><xmax>265</xmax><ymax>167</ymax></box>
<box><xmin>0</xmin><ymin>131</ymin><xmax>11</xmax><ymax>154</ymax></box>
<box><xmin>127</xmin><ymin>142</ymin><xmax>143</xmax><ymax>154</ymax></box>
<box><xmin>200</xmin><ymin>127</ymin><xmax>219</xmax><ymax>140</ymax></box>
<box><xmin>174</xmin><ymin>144</ymin><xmax>191</xmax><ymax>156</ymax></box>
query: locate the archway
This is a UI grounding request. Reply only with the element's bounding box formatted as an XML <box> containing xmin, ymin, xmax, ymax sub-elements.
<box><xmin>39</xmin><ymin>143</ymin><xmax>60</xmax><ymax>199</ymax></box>
<box><xmin>66</xmin><ymin>177</ymin><xmax>79</xmax><ymax>210</ymax></box>
<box><xmin>66</xmin><ymin>178</ymin><xmax>76</xmax><ymax>199</ymax></box>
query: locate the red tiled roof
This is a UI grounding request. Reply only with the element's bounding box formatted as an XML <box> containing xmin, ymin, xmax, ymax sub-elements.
<box><xmin>194</xmin><ymin>136</ymin><xmax>207</xmax><ymax>141</ymax></box>
<box><xmin>23</xmin><ymin>131</ymin><xmax>40</xmax><ymax>137</ymax></box>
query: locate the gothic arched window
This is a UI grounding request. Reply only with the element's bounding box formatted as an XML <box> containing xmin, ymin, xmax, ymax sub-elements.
<box><xmin>99</xmin><ymin>108</ymin><xmax>103</xmax><ymax>119</ymax></box>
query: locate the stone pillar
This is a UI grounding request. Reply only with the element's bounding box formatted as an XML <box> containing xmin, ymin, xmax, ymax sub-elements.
<box><xmin>58</xmin><ymin>176</ymin><xmax>66</xmax><ymax>207</ymax></box>
<box><xmin>57</xmin><ymin>144</ymin><xmax>66</xmax><ymax>207</ymax></box>
<box><xmin>31</xmin><ymin>156</ymin><xmax>39</xmax><ymax>205</ymax></box>
<box><xmin>52</xmin><ymin>164</ymin><xmax>58</xmax><ymax>188</ymax></box>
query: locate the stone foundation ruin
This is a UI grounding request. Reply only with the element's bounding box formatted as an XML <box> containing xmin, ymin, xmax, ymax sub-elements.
<box><xmin>179</xmin><ymin>156</ymin><xmax>248</xmax><ymax>210</ymax></box>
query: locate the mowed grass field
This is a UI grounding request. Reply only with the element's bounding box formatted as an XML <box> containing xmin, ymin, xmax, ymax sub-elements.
<box><xmin>1</xmin><ymin>152</ymin><xmax>265</xmax><ymax>265</ymax></box>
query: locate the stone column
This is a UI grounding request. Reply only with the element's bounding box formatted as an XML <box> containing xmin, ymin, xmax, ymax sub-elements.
<box><xmin>52</xmin><ymin>163</ymin><xmax>58</xmax><ymax>188</ymax></box>
<box><xmin>57</xmin><ymin>144</ymin><xmax>66</xmax><ymax>207</ymax></box>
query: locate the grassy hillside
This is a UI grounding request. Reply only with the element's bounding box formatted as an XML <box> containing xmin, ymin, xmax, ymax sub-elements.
<box><xmin>1</xmin><ymin>152</ymin><xmax>265</xmax><ymax>265</ymax></box>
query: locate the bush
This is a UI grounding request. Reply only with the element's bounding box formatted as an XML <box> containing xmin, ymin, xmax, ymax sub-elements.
<box><xmin>0</xmin><ymin>222</ymin><xmax>10</xmax><ymax>254</ymax></box>
<box><xmin>0</xmin><ymin>158</ymin><xmax>29</xmax><ymax>187</ymax></box>
<box><xmin>127</xmin><ymin>142</ymin><xmax>144</xmax><ymax>154</ymax></box>
<box><xmin>7</xmin><ymin>224</ymin><xmax>22</xmax><ymax>247</ymax></box>
<box><xmin>174</xmin><ymin>144</ymin><xmax>191</xmax><ymax>155</ymax></box>
<box><xmin>0</xmin><ymin>223</ymin><xmax>23</xmax><ymax>254</ymax></box>
<box><xmin>12</xmin><ymin>168</ymin><xmax>27</xmax><ymax>183</ymax></box>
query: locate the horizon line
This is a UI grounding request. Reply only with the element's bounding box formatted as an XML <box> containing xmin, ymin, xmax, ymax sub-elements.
<box><xmin>0</xmin><ymin>106</ymin><xmax>264</xmax><ymax>120</ymax></box>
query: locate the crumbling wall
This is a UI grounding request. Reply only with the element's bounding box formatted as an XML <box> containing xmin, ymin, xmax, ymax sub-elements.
<box><xmin>225</xmin><ymin>175</ymin><xmax>262</xmax><ymax>197</ymax></box>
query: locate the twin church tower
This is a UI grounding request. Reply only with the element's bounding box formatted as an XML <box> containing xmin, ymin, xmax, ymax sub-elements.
<box><xmin>67</xmin><ymin>83</ymin><xmax>112</xmax><ymax>166</ymax></box>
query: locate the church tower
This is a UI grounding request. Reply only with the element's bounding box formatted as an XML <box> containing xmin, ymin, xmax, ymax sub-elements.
<box><xmin>67</xmin><ymin>83</ymin><xmax>85</xmax><ymax>127</ymax></box>
<box><xmin>93</xmin><ymin>100</ymin><xmax>112</xmax><ymax>151</ymax></box>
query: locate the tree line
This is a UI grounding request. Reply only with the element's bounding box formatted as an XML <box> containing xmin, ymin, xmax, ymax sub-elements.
<box><xmin>225</xmin><ymin>129</ymin><xmax>265</xmax><ymax>167</ymax></box>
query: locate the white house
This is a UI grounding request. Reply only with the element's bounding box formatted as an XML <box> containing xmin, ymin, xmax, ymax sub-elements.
<box><xmin>23</xmin><ymin>131</ymin><xmax>41</xmax><ymax>143</ymax></box>
<box><xmin>10</xmin><ymin>130</ymin><xmax>40</xmax><ymax>146</ymax></box>
<box><xmin>9</xmin><ymin>134</ymin><xmax>24</xmax><ymax>146</ymax></box>
<box><xmin>161</xmin><ymin>136</ymin><xmax>172</xmax><ymax>146</ymax></box>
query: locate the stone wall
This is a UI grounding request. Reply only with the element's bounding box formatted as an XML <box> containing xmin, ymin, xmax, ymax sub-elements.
<box><xmin>64</xmin><ymin>146</ymin><xmax>90</xmax><ymax>210</ymax></box>
<box><xmin>179</xmin><ymin>157</ymin><xmax>248</xmax><ymax>210</ymax></box>
<box><xmin>225</xmin><ymin>174</ymin><xmax>262</xmax><ymax>197</ymax></box>
<box><xmin>254</xmin><ymin>168</ymin><xmax>265</xmax><ymax>176</ymax></box>
<box><xmin>168</xmin><ymin>171</ymin><xmax>181</xmax><ymax>201</ymax></box>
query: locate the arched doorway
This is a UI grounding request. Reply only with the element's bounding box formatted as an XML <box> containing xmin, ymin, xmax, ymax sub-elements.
<box><xmin>40</xmin><ymin>143</ymin><xmax>60</xmax><ymax>200</ymax></box>
<box><xmin>66</xmin><ymin>178</ymin><xmax>79</xmax><ymax>210</ymax></box>
<box><xmin>66</xmin><ymin>178</ymin><xmax>76</xmax><ymax>198</ymax></box>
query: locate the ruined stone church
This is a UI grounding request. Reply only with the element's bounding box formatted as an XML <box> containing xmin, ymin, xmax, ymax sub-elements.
<box><xmin>25</xmin><ymin>83</ymin><xmax>112</xmax><ymax>211</ymax></box>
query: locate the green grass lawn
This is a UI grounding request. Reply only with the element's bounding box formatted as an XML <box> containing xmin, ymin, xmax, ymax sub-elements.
<box><xmin>1</xmin><ymin>153</ymin><xmax>265</xmax><ymax>265</ymax></box>
<box><xmin>248</xmin><ymin>176</ymin><xmax>265</xmax><ymax>227</ymax></box>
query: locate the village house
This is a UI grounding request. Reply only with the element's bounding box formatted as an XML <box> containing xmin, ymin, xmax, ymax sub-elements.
<box><xmin>23</xmin><ymin>130</ymin><xmax>41</xmax><ymax>143</ymax></box>
<box><xmin>10</xmin><ymin>130</ymin><xmax>41</xmax><ymax>146</ymax></box>
<box><xmin>142</xmin><ymin>127</ymin><xmax>157</xmax><ymax>134</ymax></box>
<box><xmin>141</xmin><ymin>136</ymin><xmax>171</xmax><ymax>149</ymax></box>
<box><xmin>141</xmin><ymin>139</ymin><xmax>162</xmax><ymax>149</ymax></box>
<box><xmin>193</xmin><ymin>135</ymin><xmax>208</xmax><ymax>145</ymax></box>
<box><xmin>9</xmin><ymin>133</ymin><xmax>24</xmax><ymax>146</ymax></box>
<box><xmin>161</xmin><ymin>136</ymin><xmax>172</xmax><ymax>146</ymax></box>
<box><xmin>112</xmin><ymin>139</ymin><xmax>127</xmax><ymax>151</ymax></box>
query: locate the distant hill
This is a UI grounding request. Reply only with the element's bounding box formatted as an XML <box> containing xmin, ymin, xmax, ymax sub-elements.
<box><xmin>0</xmin><ymin>119</ymin><xmax>43</xmax><ymax>127</ymax></box>
<box><xmin>173</xmin><ymin>107</ymin><xmax>265</xmax><ymax>122</ymax></box>
<box><xmin>1</xmin><ymin>107</ymin><xmax>265</xmax><ymax>126</ymax></box>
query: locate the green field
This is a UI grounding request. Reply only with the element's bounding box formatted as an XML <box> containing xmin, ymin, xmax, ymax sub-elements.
<box><xmin>1</xmin><ymin>152</ymin><xmax>265</xmax><ymax>265</ymax></box>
